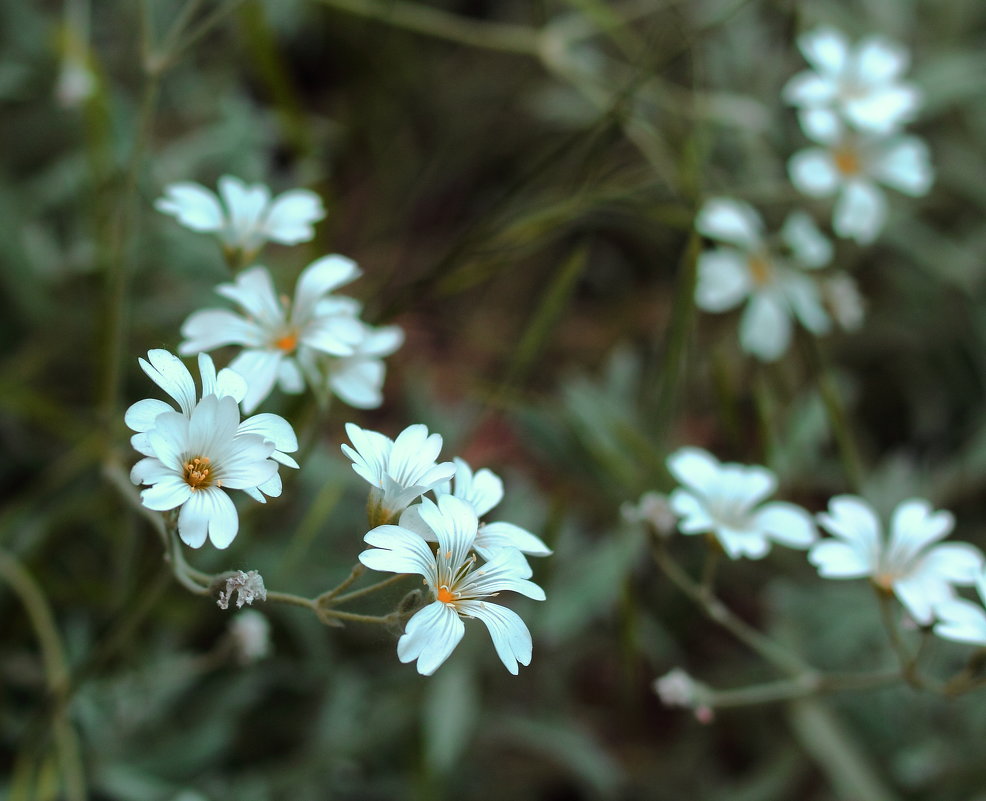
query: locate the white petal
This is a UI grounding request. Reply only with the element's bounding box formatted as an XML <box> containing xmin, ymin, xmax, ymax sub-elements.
<box><xmin>782</xmin><ymin>71</ymin><xmax>838</xmax><ymax>106</ymax></box>
<box><xmin>870</xmin><ymin>137</ymin><xmax>934</xmax><ymax>197</ymax></box>
<box><xmin>893</xmin><ymin>571</ymin><xmax>955</xmax><ymax>626</ymax></box>
<box><xmin>359</xmin><ymin>325</ymin><xmax>404</xmax><ymax>357</ymax></box>
<box><xmin>301</xmin><ymin>315</ymin><xmax>362</xmax><ymax>356</ymax></box>
<box><xmin>718</xmin><ymin>463</ymin><xmax>777</xmax><ymax>508</ymax></box>
<box><xmin>459</xmin><ymin>548</ymin><xmax>545</xmax><ymax>599</ymax></box>
<box><xmin>780</xmin><ymin>210</ymin><xmax>832</xmax><ymax>268</ymax></box>
<box><xmin>155</xmin><ymin>183</ymin><xmax>224</xmax><ymax>232</ymax></box>
<box><xmin>140</xmin><ymin>475</ymin><xmax>192</xmax><ymax>511</ymax></box>
<box><xmin>844</xmin><ymin>87</ymin><xmax>921</xmax><ymax>134</ymax></box>
<box><xmin>140</xmin><ymin>350</ymin><xmax>197</xmax><ymax>415</ymax></box>
<box><xmin>229</xmin><ymin>350</ymin><xmax>283</xmax><ymax>414</ymax></box>
<box><xmin>716</xmin><ymin>527</ymin><xmax>771</xmax><ymax>560</ymax></box>
<box><xmin>817</xmin><ymin>495</ymin><xmax>881</xmax><ymax>556</ymax></box>
<box><xmin>695</xmin><ymin>198</ymin><xmax>763</xmax><ymax>250</ymax></box>
<box><xmin>217</xmin><ymin>266</ymin><xmax>285</xmax><ymax>328</ymax></box>
<box><xmin>456</xmin><ymin>600</ymin><xmax>533</xmax><ymax>674</ymax></box>
<box><xmin>219</xmin><ymin>439</ymin><xmax>278</xmax><ymax>490</ymax></box>
<box><xmin>668</xmin><ymin>488</ymin><xmax>713</xmax><ymax>534</ymax></box>
<box><xmin>452</xmin><ymin>458</ymin><xmax>504</xmax><ymax>517</ymax></box>
<box><xmin>257</xmin><ymin>470</ymin><xmax>282</xmax><ymax>498</ymax></box>
<box><xmin>798</xmin><ymin>26</ymin><xmax>849</xmax><ymax>76</ymax></box>
<box><xmin>478</xmin><ymin>522</ymin><xmax>552</xmax><ymax>556</ymax></box>
<box><xmin>789</xmin><ymin>148</ymin><xmax>841</xmax><ymax>197</ymax></box>
<box><xmin>179</xmin><ymin>309</ymin><xmax>264</xmax><ymax>354</ymax></box>
<box><xmin>808</xmin><ymin>540</ymin><xmax>873</xmax><ymax>578</ymax></box>
<box><xmin>918</xmin><ymin>543</ymin><xmax>983</xmax><ymax>585</ymax></box>
<box><xmin>202</xmin><ymin>488</ymin><xmax>240</xmax><ymax>549</ymax></box>
<box><xmin>130</xmin><ymin>456</ymin><xmax>175</xmax><ymax>485</ymax></box>
<box><xmin>695</xmin><ymin>249</ymin><xmax>752</xmax><ymax>312</ymax></box>
<box><xmin>177</xmin><ymin>489</ymin><xmax>215</xmax><ymax>548</ymax></box>
<box><xmin>833</xmin><ymin>180</ymin><xmax>886</xmax><ymax>244</ymax></box>
<box><xmin>798</xmin><ymin>108</ymin><xmax>843</xmax><ymax>145</ymax></box>
<box><xmin>238</xmin><ymin>412</ymin><xmax>299</xmax><ymax>455</ymax></box>
<box><xmin>277</xmin><ymin>357</ymin><xmax>306</xmax><ymax>394</ymax></box>
<box><xmin>261</xmin><ymin>189</ymin><xmax>324</xmax><ymax>245</ymax></box>
<box><xmin>214</xmin><ymin>367</ymin><xmax>248</xmax><ymax>404</ymax></box>
<box><xmin>853</xmin><ymin>36</ymin><xmax>909</xmax><ymax>84</ymax></box>
<box><xmin>362</xmin><ymin>524</ymin><xmax>438</xmax><ymax>577</ymax></box>
<box><xmin>330</xmin><ymin>358</ymin><xmax>386</xmax><ymax>409</ymax></box>
<box><xmin>292</xmin><ymin>254</ymin><xmax>361</xmax><ymax>322</ymax></box>
<box><xmin>397</xmin><ymin>601</ymin><xmax>465</xmax><ymax>675</ymax></box>
<box><xmin>146</xmin><ymin>412</ymin><xmax>191</xmax><ymax>471</ymax></box>
<box><xmin>218</xmin><ymin>176</ymin><xmax>269</xmax><ymax>247</ymax></box>
<box><xmin>187</xmin><ymin>395</ymin><xmax>240</xmax><ymax>460</ymax></box>
<box><xmin>342</xmin><ymin>423</ymin><xmax>392</xmax><ymax>487</ymax></box>
<box><xmin>740</xmin><ymin>290</ymin><xmax>791</xmax><ymax>361</ymax></box>
<box><xmin>754</xmin><ymin>502</ymin><xmax>817</xmax><ymax>549</ymax></box>
<box><xmin>782</xmin><ymin>273</ymin><xmax>831</xmax><ymax>335</ymax></box>
<box><xmin>389</xmin><ymin>425</ymin><xmax>443</xmax><ymax>487</ymax></box>
<box><xmin>124</xmin><ymin>398</ymin><xmax>174</xmax><ymax>433</ymax></box>
<box><xmin>934</xmin><ymin>598</ymin><xmax>986</xmax><ymax>646</ymax></box>
<box><xmin>417</xmin><ymin>495</ymin><xmax>478</xmax><ymax>565</ymax></box>
<box><xmin>886</xmin><ymin>499</ymin><xmax>954</xmax><ymax>568</ymax></box>
<box><xmin>666</xmin><ymin>447</ymin><xmax>721</xmax><ymax>493</ymax></box>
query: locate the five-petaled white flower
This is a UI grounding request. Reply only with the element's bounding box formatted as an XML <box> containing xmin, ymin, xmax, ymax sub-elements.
<box><xmin>179</xmin><ymin>257</ymin><xmax>368</xmax><ymax>412</ymax></box>
<box><xmin>808</xmin><ymin>496</ymin><xmax>983</xmax><ymax>624</ymax></box>
<box><xmin>667</xmin><ymin>447</ymin><xmax>817</xmax><ymax>559</ymax></box>
<box><xmin>783</xmin><ymin>26</ymin><xmax>922</xmax><ymax>140</ymax></box>
<box><xmin>405</xmin><ymin>458</ymin><xmax>552</xmax><ymax>565</ymax></box>
<box><xmin>695</xmin><ymin>198</ymin><xmax>833</xmax><ymax>361</ymax></box>
<box><xmin>359</xmin><ymin>495</ymin><xmax>545</xmax><ymax>675</ymax></box>
<box><xmin>129</xmin><ymin>394</ymin><xmax>281</xmax><ymax>549</ymax></box>
<box><xmin>125</xmin><ymin>349</ymin><xmax>299</xmax><ymax>503</ymax></box>
<box><xmin>156</xmin><ymin>175</ymin><xmax>325</xmax><ymax>263</ymax></box>
<box><xmin>788</xmin><ymin>130</ymin><xmax>933</xmax><ymax>245</ymax></box>
<box><xmin>933</xmin><ymin>569</ymin><xmax>986</xmax><ymax>646</ymax></box>
<box><xmin>342</xmin><ymin>423</ymin><xmax>455</xmax><ymax>525</ymax></box>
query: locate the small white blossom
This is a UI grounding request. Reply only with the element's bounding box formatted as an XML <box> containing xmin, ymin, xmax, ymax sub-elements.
<box><xmin>217</xmin><ymin>570</ymin><xmax>268</xmax><ymax>610</ymax></box>
<box><xmin>788</xmin><ymin>131</ymin><xmax>933</xmax><ymax>244</ymax></box>
<box><xmin>784</xmin><ymin>26</ymin><xmax>922</xmax><ymax>139</ymax></box>
<box><xmin>179</xmin><ymin>257</ymin><xmax>372</xmax><ymax>412</ymax></box>
<box><xmin>621</xmin><ymin>491</ymin><xmax>677</xmax><ymax>537</ymax></box>
<box><xmin>228</xmin><ymin>609</ymin><xmax>272</xmax><ymax>664</ymax></box>
<box><xmin>342</xmin><ymin>423</ymin><xmax>456</xmax><ymax>525</ymax></box>
<box><xmin>155</xmin><ymin>175</ymin><xmax>325</xmax><ymax>262</ymax></box>
<box><xmin>129</xmin><ymin>395</ymin><xmax>279</xmax><ymax>549</ymax></box>
<box><xmin>809</xmin><ymin>496</ymin><xmax>983</xmax><ymax>624</ymax></box>
<box><xmin>695</xmin><ymin>198</ymin><xmax>832</xmax><ymax>361</ymax></box>
<box><xmin>934</xmin><ymin>569</ymin><xmax>986</xmax><ymax>646</ymax></box>
<box><xmin>667</xmin><ymin>447</ymin><xmax>817</xmax><ymax>559</ymax></box>
<box><xmin>125</xmin><ymin>350</ymin><xmax>299</xmax><ymax>502</ymax></box>
<box><xmin>359</xmin><ymin>495</ymin><xmax>545</xmax><ymax>675</ymax></box>
<box><xmin>321</xmin><ymin>312</ymin><xmax>404</xmax><ymax>409</ymax></box>
<box><xmin>654</xmin><ymin>668</ymin><xmax>699</xmax><ymax>708</ymax></box>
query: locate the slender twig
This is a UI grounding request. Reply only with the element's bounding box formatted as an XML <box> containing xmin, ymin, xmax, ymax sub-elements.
<box><xmin>332</xmin><ymin>573</ymin><xmax>409</xmax><ymax>605</ymax></box>
<box><xmin>697</xmin><ymin>669</ymin><xmax>901</xmax><ymax>710</ymax></box>
<box><xmin>315</xmin><ymin>562</ymin><xmax>367</xmax><ymax>605</ymax></box>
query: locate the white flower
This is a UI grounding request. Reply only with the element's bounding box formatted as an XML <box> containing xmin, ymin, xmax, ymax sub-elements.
<box><xmin>654</xmin><ymin>668</ymin><xmax>699</xmax><ymax>708</ymax></box>
<box><xmin>179</xmin><ymin>257</ymin><xmax>368</xmax><ymax>412</ymax></box>
<box><xmin>934</xmin><ymin>569</ymin><xmax>986</xmax><ymax>646</ymax></box>
<box><xmin>359</xmin><ymin>495</ymin><xmax>545</xmax><ymax>675</ymax></box>
<box><xmin>129</xmin><ymin>394</ymin><xmax>280</xmax><ymax>549</ymax></box>
<box><xmin>695</xmin><ymin>198</ymin><xmax>833</xmax><ymax>361</ymax></box>
<box><xmin>622</xmin><ymin>491</ymin><xmax>677</xmax><ymax>536</ymax></box>
<box><xmin>788</xmin><ymin>131</ymin><xmax>933</xmax><ymax>244</ymax></box>
<box><xmin>667</xmin><ymin>447</ymin><xmax>817</xmax><ymax>559</ymax></box>
<box><xmin>809</xmin><ymin>496</ymin><xmax>983</xmax><ymax>624</ymax></box>
<box><xmin>821</xmin><ymin>272</ymin><xmax>866</xmax><ymax>331</ymax></box>
<box><xmin>228</xmin><ymin>609</ymin><xmax>272</xmax><ymax>664</ymax></box>
<box><xmin>125</xmin><ymin>350</ymin><xmax>299</xmax><ymax>503</ymax></box>
<box><xmin>155</xmin><ymin>175</ymin><xmax>325</xmax><ymax>261</ymax></box>
<box><xmin>342</xmin><ymin>423</ymin><xmax>456</xmax><ymax>525</ymax></box>
<box><xmin>783</xmin><ymin>26</ymin><xmax>922</xmax><ymax>139</ymax></box>
<box><xmin>404</xmin><ymin>457</ymin><xmax>552</xmax><ymax>564</ymax></box>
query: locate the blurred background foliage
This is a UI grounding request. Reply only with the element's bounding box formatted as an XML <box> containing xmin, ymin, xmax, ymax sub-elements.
<box><xmin>3</xmin><ymin>0</ymin><xmax>986</xmax><ymax>799</ymax></box>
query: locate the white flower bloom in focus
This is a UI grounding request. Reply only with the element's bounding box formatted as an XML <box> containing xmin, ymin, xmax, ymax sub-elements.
<box><xmin>667</xmin><ymin>447</ymin><xmax>817</xmax><ymax>559</ymax></box>
<box><xmin>342</xmin><ymin>423</ymin><xmax>455</xmax><ymax>525</ymax></box>
<box><xmin>359</xmin><ymin>495</ymin><xmax>546</xmax><ymax>675</ymax></box>
<box><xmin>129</xmin><ymin>395</ymin><xmax>280</xmax><ymax>549</ymax></box>
<box><xmin>788</xmin><ymin>131</ymin><xmax>933</xmax><ymax>244</ymax></box>
<box><xmin>809</xmin><ymin>496</ymin><xmax>983</xmax><ymax>624</ymax></box>
<box><xmin>155</xmin><ymin>175</ymin><xmax>325</xmax><ymax>261</ymax></box>
<box><xmin>407</xmin><ymin>457</ymin><xmax>552</xmax><ymax>564</ymax></box>
<box><xmin>695</xmin><ymin>198</ymin><xmax>833</xmax><ymax>361</ymax></box>
<box><xmin>125</xmin><ymin>350</ymin><xmax>299</xmax><ymax>503</ymax></box>
<box><xmin>934</xmin><ymin>569</ymin><xmax>986</xmax><ymax>646</ymax></box>
<box><xmin>179</xmin><ymin>257</ymin><xmax>367</xmax><ymax>412</ymax></box>
<box><xmin>783</xmin><ymin>26</ymin><xmax>922</xmax><ymax>139</ymax></box>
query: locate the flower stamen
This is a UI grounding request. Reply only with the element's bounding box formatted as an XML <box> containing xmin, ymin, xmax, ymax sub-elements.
<box><xmin>183</xmin><ymin>456</ymin><xmax>214</xmax><ymax>490</ymax></box>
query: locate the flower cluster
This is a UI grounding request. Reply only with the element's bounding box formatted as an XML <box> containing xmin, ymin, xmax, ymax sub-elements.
<box><xmin>694</xmin><ymin>25</ymin><xmax>930</xmax><ymax>361</ymax></box>
<box><xmin>657</xmin><ymin>446</ymin><xmax>985</xmax><ymax>649</ymax></box>
<box><xmin>345</xmin><ymin>425</ymin><xmax>550</xmax><ymax>674</ymax></box>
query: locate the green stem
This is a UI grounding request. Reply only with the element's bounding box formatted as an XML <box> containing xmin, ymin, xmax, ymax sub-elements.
<box><xmin>699</xmin><ymin>669</ymin><xmax>901</xmax><ymax>709</ymax></box>
<box><xmin>333</xmin><ymin>573</ymin><xmax>409</xmax><ymax>605</ymax></box>
<box><xmin>652</xmin><ymin>540</ymin><xmax>809</xmax><ymax>676</ymax></box>
<box><xmin>315</xmin><ymin>562</ymin><xmax>366</xmax><ymax>605</ymax></box>
<box><xmin>0</xmin><ymin>550</ymin><xmax>87</xmax><ymax>801</ymax></box>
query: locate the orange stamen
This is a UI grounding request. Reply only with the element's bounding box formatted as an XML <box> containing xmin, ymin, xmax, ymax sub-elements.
<box><xmin>834</xmin><ymin>146</ymin><xmax>861</xmax><ymax>176</ymax></box>
<box><xmin>436</xmin><ymin>586</ymin><xmax>456</xmax><ymax>604</ymax></box>
<box><xmin>747</xmin><ymin>254</ymin><xmax>772</xmax><ymax>286</ymax></box>
<box><xmin>274</xmin><ymin>332</ymin><xmax>299</xmax><ymax>353</ymax></box>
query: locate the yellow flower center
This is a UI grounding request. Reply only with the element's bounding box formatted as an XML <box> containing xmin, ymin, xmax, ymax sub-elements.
<box><xmin>747</xmin><ymin>254</ymin><xmax>773</xmax><ymax>286</ymax></box>
<box><xmin>834</xmin><ymin>145</ymin><xmax>861</xmax><ymax>176</ymax></box>
<box><xmin>274</xmin><ymin>331</ymin><xmax>299</xmax><ymax>353</ymax></box>
<box><xmin>436</xmin><ymin>586</ymin><xmax>457</xmax><ymax>605</ymax></box>
<box><xmin>183</xmin><ymin>456</ymin><xmax>217</xmax><ymax>490</ymax></box>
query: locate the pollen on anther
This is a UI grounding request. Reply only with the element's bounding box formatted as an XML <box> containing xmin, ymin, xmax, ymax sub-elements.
<box><xmin>444</xmin><ymin>550</ymin><xmax>452</xmax><ymax>560</ymax></box>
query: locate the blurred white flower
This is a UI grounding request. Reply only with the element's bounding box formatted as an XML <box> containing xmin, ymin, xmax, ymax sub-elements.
<box><xmin>621</xmin><ymin>491</ymin><xmax>677</xmax><ymax>537</ymax></box>
<box><xmin>695</xmin><ymin>198</ymin><xmax>832</xmax><ymax>361</ymax></box>
<box><xmin>155</xmin><ymin>175</ymin><xmax>325</xmax><ymax>262</ymax></box>
<box><xmin>934</xmin><ymin>569</ymin><xmax>986</xmax><ymax>646</ymax></box>
<box><xmin>821</xmin><ymin>272</ymin><xmax>866</xmax><ymax>331</ymax></box>
<box><xmin>809</xmin><ymin>496</ymin><xmax>983</xmax><ymax>624</ymax></box>
<box><xmin>129</xmin><ymin>394</ymin><xmax>280</xmax><ymax>549</ymax></box>
<box><xmin>359</xmin><ymin>495</ymin><xmax>545</xmax><ymax>675</ymax></box>
<box><xmin>788</xmin><ymin>131</ymin><xmax>933</xmax><ymax>244</ymax></box>
<box><xmin>667</xmin><ymin>446</ymin><xmax>817</xmax><ymax>559</ymax></box>
<box><xmin>179</xmin><ymin>257</ymin><xmax>371</xmax><ymax>412</ymax></box>
<box><xmin>654</xmin><ymin>668</ymin><xmax>699</xmax><ymax>708</ymax></box>
<box><xmin>125</xmin><ymin>350</ymin><xmax>299</xmax><ymax>502</ymax></box>
<box><xmin>784</xmin><ymin>26</ymin><xmax>922</xmax><ymax>139</ymax></box>
<box><xmin>55</xmin><ymin>59</ymin><xmax>95</xmax><ymax>107</ymax></box>
<box><xmin>228</xmin><ymin>609</ymin><xmax>272</xmax><ymax>664</ymax></box>
<box><xmin>342</xmin><ymin>423</ymin><xmax>455</xmax><ymax>525</ymax></box>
